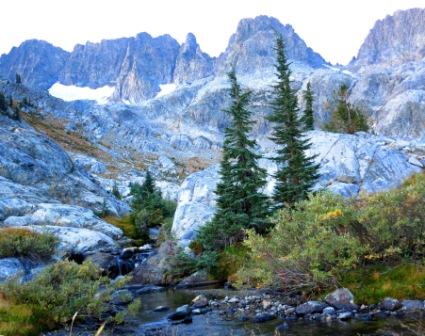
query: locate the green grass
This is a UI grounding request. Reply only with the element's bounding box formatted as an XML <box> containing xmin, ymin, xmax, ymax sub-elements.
<box><xmin>340</xmin><ymin>261</ymin><xmax>425</xmax><ymax>304</ymax></box>
<box><xmin>0</xmin><ymin>293</ymin><xmax>40</xmax><ymax>336</ymax></box>
<box><xmin>102</xmin><ymin>214</ymin><xmax>148</xmax><ymax>245</ymax></box>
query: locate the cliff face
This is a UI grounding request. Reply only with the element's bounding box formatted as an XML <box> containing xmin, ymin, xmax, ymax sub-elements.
<box><xmin>353</xmin><ymin>8</ymin><xmax>425</xmax><ymax>67</ymax></box>
<box><xmin>0</xmin><ymin>40</ymin><xmax>69</xmax><ymax>90</ymax></box>
<box><xmin>173</xmin><ymin>33</ymin><xmax>214</xmax><ymax>84</ymax></box>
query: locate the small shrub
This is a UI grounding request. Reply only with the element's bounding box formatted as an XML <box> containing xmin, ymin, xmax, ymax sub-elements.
<box><xmin>128</xmin><ymin>171</ymin><xmax>177</xmax><ymax>244</ymax></box>
<box><xmin>112</xmin><ymin>182</ymin><xmax>121</xmax><ymax>199</ymax></box>
<box><xmin>357</xmin><ymin>174</ymin><xmax>425</xmax><ymax>258</ymax></box>
<box><xmin>0</xmin><ymin>260</ymin><xmax>110</xmax><ymax>334</ymax></box>
<box><xmin>158</xmin><ymin>216</ymin><xmax>174</xmax><ymax>243</ymax></box>
<box><xmin>0</xmin><ymin>228</ymin><xmax>57</xmax><ymax>260</ymax></box>
<box><xmin>324</xmin><ymin>84</ymin><xmax>369</xmax><ymax>134</ymax></box>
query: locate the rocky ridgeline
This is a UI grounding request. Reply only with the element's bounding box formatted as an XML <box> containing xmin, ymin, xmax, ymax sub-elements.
<box><xmin>1</xmin><ymin>10</ymin><xmax>425</xmax><ymax>141</ymax></box>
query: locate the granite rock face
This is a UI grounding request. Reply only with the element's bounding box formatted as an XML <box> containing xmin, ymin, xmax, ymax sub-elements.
<box><xmin>173</xmin><ymin>33</ymin><xmax>214</xmax><ymax>84</ymax></box>
<box><xmin>0</xmin><ymin>40</ymin><xmax>69</xmax><ymax>90</ymax></box>
<box><xmin>0</xmin><ymin>114</ymin><xmax>128</xmax><ymax>257</ymax></box>
<box><xmin>352</xmin><ymin>8</ymin><xmax>425</xmax><ymax>67</ymax></box>
<box><xmin>172</xmin><ymin>131</ymin><xmax>422</xmax><ymax>245</ymax></box>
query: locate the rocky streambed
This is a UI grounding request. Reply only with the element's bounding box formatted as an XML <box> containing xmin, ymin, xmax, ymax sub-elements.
<box><xmin>45</xmin><ymin>282</ymin><xmax>425</xmax><ymax>336</ymax></box>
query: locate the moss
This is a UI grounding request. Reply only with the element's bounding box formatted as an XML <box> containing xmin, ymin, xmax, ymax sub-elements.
<box><xmin>0</xmin><ymin>228</ymin><xmax>57</xmax><ymax>260</ymax></box>
<box><xmin>340</xmin><ymin>261</ymin><xmax>425</xmax><ymax>304</ymax></box>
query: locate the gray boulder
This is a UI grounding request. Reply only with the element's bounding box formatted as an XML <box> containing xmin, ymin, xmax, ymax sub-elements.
<box><xmin>325</xmin><ymin>288</ymin><xmax>355</xmax><ymax>310</ymax></box>
<box><xmin>401</xmin><ymin>299</ymin><xmax>424</xmax><ymax>311</ymax></box>
<box><xmin>381</xmin><ymin>297</ymin><xmax>402</xmax><ymax>311</ymax></box>
<box><xmin>0</xmin><ymin>258</ymin><xmax>24</xmax><ymax>282</ymax></box>
<box><xmin>295</xmin><ymin>301</ymin><xmax>327</xmax><ymax>315</ymax></box>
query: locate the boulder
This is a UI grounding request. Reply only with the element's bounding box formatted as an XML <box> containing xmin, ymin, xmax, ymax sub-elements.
<box><xmin>295</xmin><ymin>301</ymin><xmax>327</xmax><ymax>315</ymax></box>
<box><xmin>325</xmin><ymin>288</ymin><xmax>356</xmax><ymax>310</ymax></box>
<box><xmin>192</xmin><ymin>294</ymin><xmax>209</xmax><ymax>308</ymax></box>
<box><xmin>0</xmin><ymin>258</ymin><xmax>24</xmax><ymax>282</ymax></box>
<box><xmin>323</xmin><ymin>306</ymin><xmax>336</xmax><ymax>316</ymax></box>
<box><xmin>253</xmin><ymin>312</ymin><xmax>276</xmax><ymax>323</ymax></box>
<box><xmin>337</xmin><ymin>311</ymin><xmax>353</xmax><ymax>321</ymax></box>
<box><xmin>130</xmin><ymin>241</ymin><xmax>178</xmax><ymax>285</ymax></box>
<box><xmin>381</xmin><ymin>297</ymin><xmax>402</xmax><ymax>311</ymax></box>
<box><xmin>176</xmin><ymin>270</ymin><xmax>218</xmax><ymax>289</ymax></box>
<box><xmin>29</xmin><ymin>225</ymin><xmax>117</xmax><ymax>257</ymax></box>
<box><xmin>401</xmin><ymin>300</ymin><xmax>424</xmax><ymax>311</ymax></box>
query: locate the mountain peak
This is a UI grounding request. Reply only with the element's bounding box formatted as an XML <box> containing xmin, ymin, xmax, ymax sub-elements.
<box><xmin>353</xmin><ymin>7</ymin><xmax>425</xmax><ymax>67</ymax></box>
<box><xmin>185</xmin><ymin>32</ymin><xmax>197</xmax><ymax>46</ymax></box>
<box><xmin>173</xmin><ymin>32</ymin><xmax>214</xmax><ymax>84</ymax></box>
<box><xmin>216</xmin><ymin>15</ymin><xmax>326</xmax><ymax>74</ymax></box>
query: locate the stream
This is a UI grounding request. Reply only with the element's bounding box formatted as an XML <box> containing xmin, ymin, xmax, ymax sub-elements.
<box><xmin>109</xmin><ymin>289</ymin><xmax>424</xmax><ymax>336</ymax></box>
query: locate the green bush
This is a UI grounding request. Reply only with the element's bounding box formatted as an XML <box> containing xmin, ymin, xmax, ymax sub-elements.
<box><xmin>324</xmin><ymin>84</ymin><xmax>369</xmax><ymax>134</ymax></box>
<box><xmin>237</xmin><ymin>192</ymin><xmax>365</xmax><ymax>291</ymax></box>
<box><xmin>238</xmin><ymin>173</ymin><xmax>425</xmax><ymax>293</ymax></box>
<box><xmin>128</xmin><ymin>171</ymin><xmax>177</xmax><ymax>244</ymax></box>
<box><xmin>0</xmin><ymin>228</ymin><xmax>57</xmax><ymax>260</ymax></box>
<box><xmin>0</xmin><ymin>261</ymin><xmax>110</xmax><ymax>334</ymax></box>
<box><xmin>357</xmin><ymin>174</ymin><xmax>425</xmax><ymax>259</ymax></box>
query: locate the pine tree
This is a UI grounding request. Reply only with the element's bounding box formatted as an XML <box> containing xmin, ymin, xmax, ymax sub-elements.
<box><xmin>141</xmin><ymin>170</ymin><xmax>156</xmax><ymax>197</ymax></box>
<box><xmin>197</xmin><ymin>71</ymin><xmax>270</xmax><ymax>252</ymax></box>
<box><xmin>15</xmin><ymin>73</ymin><xmax>22</xmax><ymax>84</ymax></box>
<box><xmin>268</xmin><ymin>36</ymin><xmax>320</xmax><ymax>208</ymax></box>
<box><xmin>112</xmin><ymin>181</ymin><xmax>121</xmax><ymax>199</ymax></box>
<box><xmin>302</xmin><ymin>82</ymin><xmax>314</xmax><ymax>131</ymax></box>
<box><xmin>0</xmin><ymin>92</ymin><xmax>7</xmax><ymax>112</ymax></box>
<box><xmin>324</xmin><ymin>84</ymin><xmax>369</xmax><ymax>134</ymax></box>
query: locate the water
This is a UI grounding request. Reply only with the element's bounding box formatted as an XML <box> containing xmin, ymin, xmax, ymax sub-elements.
<box><xmin>117</xmin><ymin>290</ymin><xmax>425</xmax><ymax>336</ymax></box>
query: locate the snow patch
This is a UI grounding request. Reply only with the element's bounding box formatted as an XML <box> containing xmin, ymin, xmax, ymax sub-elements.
<box><xmin>49</xmin><ymin>83</ymin><xmax>114</xmax><ymax>104</ymax></box>
<box><xmin>156</xmin><ymin>83</ymin><xmax>177</xmax><ymax>98</ymax></box>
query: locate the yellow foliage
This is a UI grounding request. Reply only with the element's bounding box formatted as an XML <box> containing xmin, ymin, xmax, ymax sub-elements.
<box><xmin>320</xmin><ymin>209</ymin><xmax>343</xmax><ymax>221</ymax></box>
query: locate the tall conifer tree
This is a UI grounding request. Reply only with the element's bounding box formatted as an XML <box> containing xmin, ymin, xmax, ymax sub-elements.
<box><xmin>302</xmin><ymin>82</ymin><xmax>314</xmax><ymax>131</ymax></box>
<box><xmin>268</xmin><ymin>36</ymin><xmax>320</xmax><ymax>208</ymax></box>
<box><xmin>198</xmin><ymin>71</ymin><xmax>270</xmax><ymax>251</ymax></box>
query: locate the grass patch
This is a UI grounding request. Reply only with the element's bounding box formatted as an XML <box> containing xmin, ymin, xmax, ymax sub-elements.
<box><xmin>340</xmin><ymin>262</ymin><xmax>425</xmax><ymax>304</ymax></box>
<box><xmin>0</xmin><ymin>228</ymin><xmax>57</xmax><ymax>260</ymax></box>
<box><xmin>102</xmin><ymin>215</ymin><xmax>146</xmax><ymax>245</ymax></box>
<box><xmin>0</xmin><ymin>293</ymin><xmax>39</xmax><ymax>336</ymax></box>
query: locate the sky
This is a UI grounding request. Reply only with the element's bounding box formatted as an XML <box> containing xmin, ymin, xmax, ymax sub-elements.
<box><xmin>1</xmin><ymin>0</ymin><xmax>424</xmax><ymax>65</ymax></box>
